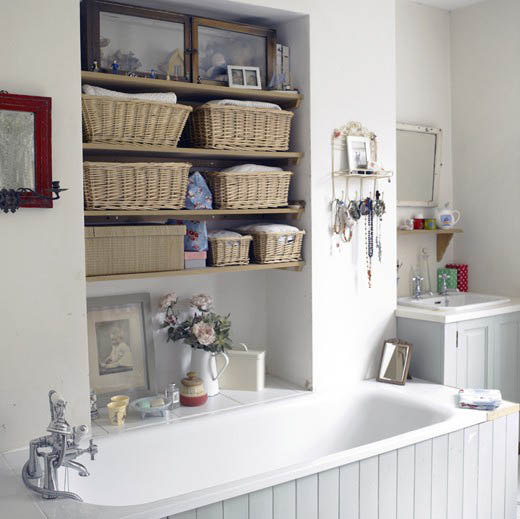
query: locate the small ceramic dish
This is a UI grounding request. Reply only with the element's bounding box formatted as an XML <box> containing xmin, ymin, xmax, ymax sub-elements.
<box><xmin>130</xmin><ymin>396</ymin><xmax>172</xmax><ymax>419</ymax></box>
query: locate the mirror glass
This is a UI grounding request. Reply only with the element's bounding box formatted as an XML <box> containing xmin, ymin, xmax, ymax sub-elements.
<box><xmin>397</xmin><ymin>125</ymin><xmax>440</xmax><ymax>206</ymax></box>
<box><xmin>0</xmin><ymin>109</ymin><xmax>35</xmax><ymax>190</ymax></box>
<box><xmin>378</xmin><ymin>340</ymin><xmax>411</xmax><ymax>384</ymax></box>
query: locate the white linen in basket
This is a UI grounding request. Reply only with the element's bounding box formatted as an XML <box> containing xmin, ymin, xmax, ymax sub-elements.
<box><xmin>221</xmin><ymin>164</ymin><xmax>283</xmax><ymax>173</ymax></box>
<box><xmin>82</xmin><ymin>84</ymin><xmax>178</xmax><ymax>104</ymax></box>
<box><xmin>206</xmin><ymin>99</ymin><xmax>281</xmax><ymax>111</ymax></box>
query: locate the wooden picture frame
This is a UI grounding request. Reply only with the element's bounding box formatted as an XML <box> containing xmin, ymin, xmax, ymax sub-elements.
<box><xmin>0</xmin><ymin>93</ymin><xmax>52</xmax><ymax>208</ymax></box>
<box><xmin>192</xmin><ymin>16</ymin><xmax>276</xmax><ymax>87</ymax></box>
<box><xmin>376</xmin><ymin>339</ymin><xmax>412</xmax><ymax>386</ymax></box>
<box><xmin>81</xmin><ymin>0</ymin><xmax>192</xmax><ymax>81</ymax></box>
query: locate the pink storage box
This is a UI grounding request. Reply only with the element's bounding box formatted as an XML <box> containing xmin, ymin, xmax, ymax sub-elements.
<box><xmin>446</xmin><ymin>263</ymin><xmax>468</xmax><ymax>292</ymax></box>
<box><xmin>184</xmin><ymin>251</ymin><xmax>207</xmax><ymax>260</ymax></box>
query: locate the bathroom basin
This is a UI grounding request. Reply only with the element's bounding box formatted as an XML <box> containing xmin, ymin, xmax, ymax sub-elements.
<box><xmin>398</xmin><ymin>293</ymin><xmax>510</xmax><ymax>312</ymax></box>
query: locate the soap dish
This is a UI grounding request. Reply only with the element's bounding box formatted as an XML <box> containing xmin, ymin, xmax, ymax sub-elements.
<box><xmin>130</xmin><ymin>396</ymin><xmax>172</xmax><ymax>419</ymax></box>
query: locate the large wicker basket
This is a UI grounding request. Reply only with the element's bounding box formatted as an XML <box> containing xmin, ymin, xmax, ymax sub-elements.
<box><xmin>82</xmin><ymin>95</ymin><xmax>192</xmax><ymax>147</ymax></box>
<box><xmin>188</xmin><ymin>104</ymin><xmax>294</xmax><ymax>151</ymax></box>
<box><xmin>248</xmin><ymin>229</ymin><xmax>305</xmax><ymax>263</ymax></box>
<box><xmin>83</xmin><ymin>161</ymin><xmax>191</xmax><ymax>210</ymax></box>
<box><xmin>208</xmin><ymin>235</ymin><xmax>252</xmax><ymax>266</ymax></box>
<box><xmin>206</xmin><ymin>170</ymin><xmax>292</xmax><ymax>209</ymax></box>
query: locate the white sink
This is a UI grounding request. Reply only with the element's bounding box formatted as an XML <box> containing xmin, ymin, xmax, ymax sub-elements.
<box><xmin>398</xmin><ymin>293</ymin><xmax>511</xmax><ymax>312</ymax></box>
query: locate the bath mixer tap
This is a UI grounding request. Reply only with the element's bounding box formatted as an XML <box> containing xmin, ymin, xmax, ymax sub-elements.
<box><xmin>22</xmin><ymin>390</ymin><xmax>98</xmax><ymax>501</ymax></box>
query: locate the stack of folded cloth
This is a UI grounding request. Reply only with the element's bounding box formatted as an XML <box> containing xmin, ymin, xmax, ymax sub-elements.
<box><xmin>458</xmin><ymin>389</ymin><xmax>502</xmax><ymax>410</ymax></box>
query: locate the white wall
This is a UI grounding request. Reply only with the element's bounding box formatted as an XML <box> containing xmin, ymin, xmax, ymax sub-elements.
<box><xmin>0</xmin><ymin>1</ymin><xmax>89</xmax><ymax>452</ymax></box>
<box><xmin>451</xmin><ymin>0</ymin><xmax>520</xmax><ymax>296</ymax></box>
<box><xmin>396</xmin><ymin>0</ymin><xmax>454</xmax><ymax>296</ymax></box>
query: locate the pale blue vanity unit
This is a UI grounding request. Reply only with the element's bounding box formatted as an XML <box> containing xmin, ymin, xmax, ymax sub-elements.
<box><xmin>397</xmin><ymin>299</ymin><xmax>520</xmax><ymax>402</ymax></box>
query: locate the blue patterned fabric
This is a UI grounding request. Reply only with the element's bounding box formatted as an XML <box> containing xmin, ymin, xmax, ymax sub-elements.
<box><xmin>185</xmin><ymin>172</ymin><xmax>212</xmax><ymax>209</ymax></box>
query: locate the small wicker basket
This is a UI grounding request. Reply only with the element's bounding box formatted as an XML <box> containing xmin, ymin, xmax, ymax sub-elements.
<box><xmin>82</xmin><ymin>95</ymin><xmax>192</xmax><ymax>147</ymax></box>
<box><xmin>188</xmin><ymin>104</ymin><xmax>294</xmax><ymax>151</ymax></box>
<box><xmin>248</xmin><ymin>229</ymin><xmax>305</xmax><ymax>263</ymax></box>
<box><xmin>206</xmin><ymin>170</ymin><xmax>292</xmax><ymax>209</ymax></box>
<box><xmin>83</xmin><ymin>162</ymin><xmax>191</xmax><ymax>210</ymax></box>
<box><xmin>209</xmin><ymin>235</ymin><xmax>253</xmax><ymax>266</ymax></box>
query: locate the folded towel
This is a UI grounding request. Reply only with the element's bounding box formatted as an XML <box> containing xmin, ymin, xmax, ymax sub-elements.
<box><xmin>207</xmin><ymin>99</ymin><xmax>281</xmax><ymax>111</ymax></box>
<box><xmin>208</xmin><ymin>230</ymin><xmax>244</xmax><ymax>239</ymax></box>
<box><xmin>236</xmin><ymin>223</ymin><xmax>301</xmax><ymax>234</ymax></box>
<box><xmin>221</xmin><ymin>164</ymin><xmax>283</xmax><ymax>173</ymax></box>
<box><xmin>82</xmin><ymin>84</ymin><xmax>178</xmax><ymax>104</ymax></box>
<box><xmin>458</xmin><ymin>389</ymin><xmax>502</xmax><ymax>410</ymax></box>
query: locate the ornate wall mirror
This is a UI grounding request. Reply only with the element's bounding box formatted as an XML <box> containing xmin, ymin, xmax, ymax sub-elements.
<box><xmin>397</xmin><ymin>123</ymin><xmax>442</xmax><ymax>207</ymax></box>
<box><xmin>377</xmin><ymin>339</ymin><xmax>412</xmax><ymax>385</ymax></box>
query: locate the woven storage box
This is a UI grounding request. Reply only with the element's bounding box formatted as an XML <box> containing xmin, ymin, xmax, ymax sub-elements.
<box><xmin>85</xmin><ymin>225</ymin><xmax>185</xmax><ymax>276</ymax></box>
<box><xmin>188</xmin><ymin>104</ymin><xmax>294</xmax><ymax>151</ymax></box>
<box><xmin>209</xmin><ymin>235</ymin><xmax>252</xmax><ymax>266</ymax></box>
<box><xmin>82</xmin><ymin>95</ymin><xmax>192</xmax><ymax>147</ymax></box>
<box><xmin>206</xmin><ymin>170</ymin><xmax>292</xmax><ymax>209</ymax></box>
<box><xmin>248</xmin><ymin>230</ymin><xmax>305</xmax><ymax>263</ymax></box>
<box><xmin>83</xmin><ymin>161</ymin><xmax>191</xmax><ymax>210</ymax></box>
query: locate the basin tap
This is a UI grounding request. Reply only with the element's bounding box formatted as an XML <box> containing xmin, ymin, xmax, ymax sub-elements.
<box><xmin>63</xmin><ymin>460</ymin><xmax>90</xmax><ymax>477</ymax></box>
<box><xmin>439</xmin><ymin>273</ymin><xmax>459</xmax><ymax>296</ymax></box>
<box><xmin>412</xmin><ymin>274</ymin><xmax>424</xmax><ymax>300</ymax></box>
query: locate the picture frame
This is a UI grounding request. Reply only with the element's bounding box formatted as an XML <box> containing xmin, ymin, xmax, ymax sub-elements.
<box><xmin>0</xmin><ymin>93</ymin><xmax>52</xmax><ymax>208</ymax></box>
<box><xmin>227</xmin><ymin>66</ymin><xmax>262</xmax><ymax>89</ymax></box>
<box><xmin>192</xmin><ymin>16</ymin><xmax>275</xmax><ymax>86</ymax></box>
<box><xmin>347</xmin><ymin>135</ymin><xmax>372</xmax><ymax>172</ymax></box>
<box><xmin>376</xmin><ymin>339</ymin><xmax>413</xmax><ymax>386</ymax></box>
<box><xmin>81</xmin><ymin>0</ymin><xmax>192</xmax><ymax>81</ymax></box>
<box><xmin>87</xmin><ymin>293</ymin><xmax>156</xmax><ymax>406</ymax></box>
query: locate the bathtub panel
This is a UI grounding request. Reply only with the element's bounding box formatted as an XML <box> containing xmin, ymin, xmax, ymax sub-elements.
<box><xmin>414</xmin><ymin>440</ymin><xmax>432</xmax><ymax>519</ymax></box>
<box><xmin>378</xmin><ymin>451</ymin><xmax>397</xmax><ymax>519</ymax></box>
<box><xmin>223</xmin><ymin>495</ymin><xmax>248</xmax><ymax>519</ymax></box>
<box><xmin>462</xmin><ymin>426</ymin><xmax>479</xmax><ymax>519</ymax></box>
<box><xmin>296</xmin><ymin>474</ymin><xmax>318</xmax><ymax>519</ymax></box>
<box><xmin>171</xmin><ymin>512</ymin><xmax>196</xmax><ymax>519</ymax></box>
<box><xmin>359</xmin><ymin>457</ymin><xmax>378</xmax><ymax>519</ymax></box>
<box><xmin>446</xmin><ymin>430</ymin><xmax>463</xmax><ymax>519</ymax></box>
<box><xmin>491</xmin><ymin>417</ymin><xmax>506</xmax><ymax>519</ymax></box>
<box><xmin>477</xmin><ymin>421</ymin><xmax>493</xmax><ymax>519</ymax></box>
<box><xmin>396</xmin><ymin>445</ymin><xmax>414</xmax><ymax>519</ymax></box>
<box><xmin>249</xmin><ymin>487</ymin><xmax>272</xmax><ymax>519</ymax></box>
<box><xmin>505</xmin><ymin>413</ymin><xmax>519</xmax><ymax>519</ymax></box>
<box><xmin>318</xmin><ymin>468</ymin><xmax>339</xmax><ymax>519</ymax></box>
<box><xmin>273</xmin><ymin>481</ymin><xmax>296</xmax><ymax>519</ymax></box>
<box><xmin>431</xmin><ymin>434</ymin><xmax>448</xmax><ymax>519</ymax></box>
<box><xmin>196</xmin><ymin>502</ymin><xmax>223</xmax><ymax>519</ymax></box>
<box><xmin>339</xmin><ymin>462</ymin><xmax>359</xmax><ymax>519</ymax></box>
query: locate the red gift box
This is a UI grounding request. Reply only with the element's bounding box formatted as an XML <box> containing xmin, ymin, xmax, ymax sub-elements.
<box><xmin>446</xmin><ymin>264</ymin><xmax>468</xmax><ymax>292</ymax></box>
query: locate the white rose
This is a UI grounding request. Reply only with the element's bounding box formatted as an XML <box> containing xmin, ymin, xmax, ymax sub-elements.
<box><xmin>191</xmin><ymin>294</ymin><xmax>213</xmax><ymax>312</ymax></box>
<box><xmin>192</xmin><ymin>321</ymin><xmax>216</xmax><ymax>346</ymax></box>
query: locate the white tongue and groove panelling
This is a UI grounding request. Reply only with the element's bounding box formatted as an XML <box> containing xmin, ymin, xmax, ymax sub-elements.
<box><xmin>167</xmin><ymin>413</ymin><xmax>518</xmax><ymax>519</ymax></box>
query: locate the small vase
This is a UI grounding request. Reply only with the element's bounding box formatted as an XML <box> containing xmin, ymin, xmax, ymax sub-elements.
<box><xmin>190</xmin><ymin>348</ymin><xmax>229</xmax><ymax>397</ymax></box>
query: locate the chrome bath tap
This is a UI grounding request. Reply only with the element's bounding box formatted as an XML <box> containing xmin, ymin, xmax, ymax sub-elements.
<box><xmin>22</xmin><ymin>390</ymin><xmax>98</xmax><ymax>501</ymax></box>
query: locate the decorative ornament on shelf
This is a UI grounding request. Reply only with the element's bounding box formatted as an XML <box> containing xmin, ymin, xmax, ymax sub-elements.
<box><xmin>111</xmin><ymin>60</ymin><xmax>119</xmax><ymax>74</ymax></box>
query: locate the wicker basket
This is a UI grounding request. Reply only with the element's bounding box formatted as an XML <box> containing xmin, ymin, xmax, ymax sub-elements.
<box><xmin>188</xmin><ymin>104</ymin><xmax>294</xmax><ymax>151</ymax></box>
<box><xmin>248</xmin><ymin>230</ymin><xmax>305</xmax><ymax>263</ymax></box>
<box><xmin>83</xmin><ymin>161</ymin><xmax>191</xmax><ymax>210</ymax></box>
<box><xmin>82</xmin><ymin>95</ymin><xmax>192</xmax><ymax>147</ymax></box>
<box><xmin>205</xmin><ymin>170</ymin><xmax>292</xmax><ymax>209</ymax></box>
<box><xmin>209</xmin><ymin>235</ymin><xmax>252</xmax><ymax>266</ymax></box>
<box><xmin>85</xmin><ymin>225</ymin><xmax>185</xmax><ymax>277</ymax></box>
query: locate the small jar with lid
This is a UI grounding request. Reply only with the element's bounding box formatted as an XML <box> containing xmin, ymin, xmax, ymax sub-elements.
<box><xmin>180</xmin><ymin>371</ymin><xmax>208</xmax><ymax>407</ymax></box>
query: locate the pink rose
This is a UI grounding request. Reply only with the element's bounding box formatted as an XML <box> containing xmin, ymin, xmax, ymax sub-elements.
<box><xmin>191</xmin><ymin>294</ymin><xmax>213</xmax><ymax>312</ymax></box>
<box><xmin>192</xmin><ymin>321</ymin><xmax>216</xmax><ymax>346</ymax></box>
<box><xmin>160</xmin><ymin>292</ymin><xmax>177</xmax><ymax>311</ymax></box>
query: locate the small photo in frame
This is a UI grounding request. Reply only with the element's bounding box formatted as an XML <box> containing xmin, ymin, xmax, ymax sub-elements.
<box><xmin>347</xmin><ymin>136</ymin><xmax>372</xmax><ymax>171</ymax></box>
<box><xmin>87</xmin><ymin>293</ymin><xmax>156</xmax><ymax>406</ymax></box>
<box><xmin>377</xmin><ymin>339</ymin><xmax>412</xmax><ymax>385</ymax></box>
<box><xmin>228</xmin><ymin>65</ymin><xmax>262</xmax><ymax>89</ymax></box>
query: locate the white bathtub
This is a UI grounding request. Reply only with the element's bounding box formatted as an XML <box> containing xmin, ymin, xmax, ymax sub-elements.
<box><xmin>2</xmin><ymin>379</ymin><xmax>518</xmax><ymax>519</ymax></box>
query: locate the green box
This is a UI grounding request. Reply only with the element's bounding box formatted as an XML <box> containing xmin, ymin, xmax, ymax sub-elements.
<box><xmin>437</xmin><ymin>268</ymin><xmax>457</xmax><ymax>293</ymax></box>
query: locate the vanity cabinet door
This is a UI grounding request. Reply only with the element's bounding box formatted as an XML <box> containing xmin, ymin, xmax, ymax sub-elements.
<box><xmin>455</xmin><ymin>319</ymin><xmax>493</xmax><ymax>389</ymax></box>
<box><xmin>490</xmin><ymin>313</ymin><xmax>520</xmax><ymax>402</ymax></box>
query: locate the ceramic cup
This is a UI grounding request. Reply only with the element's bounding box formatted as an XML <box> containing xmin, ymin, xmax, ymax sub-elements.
<box><xmin>424</xmin><ymin>218</ymin><xmax>437</xmax><ymax>230</ymax></box>
<box><xmin>413</xmin><ymin>218</ymin><xmax>425</xmax><ymax>230</ymax></box>
<box><xmin>107</xmin><ymin>401</ymin><xmax>127</xmax><ymax>426</ymax></box>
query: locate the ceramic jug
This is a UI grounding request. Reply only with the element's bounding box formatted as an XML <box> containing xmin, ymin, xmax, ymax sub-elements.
<box><xmin>435</xmin><ymin>202</ymin><xmax>461</xmax><ymax>229</ymax></box>
<box><xmin>190</xmin><ymin>348</ymin><xmax>229</xmax><ymax>397</ymax></box>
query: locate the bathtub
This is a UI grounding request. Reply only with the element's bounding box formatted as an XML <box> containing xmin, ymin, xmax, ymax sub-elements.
<box><xmin>1</xmin><ymin>379</ymin><xmax>518</xmax><ymax>519</ymax></box>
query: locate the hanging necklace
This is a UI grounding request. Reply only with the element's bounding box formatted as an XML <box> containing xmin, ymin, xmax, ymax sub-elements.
<box><xmin>361</xmin><ymin>197</ymin><xmax>374</xmax><ymax>287</ymax></box>
<box><xmin>374</xmin><ymin>190</ymin><xmax>386</xmax><ymax>263</ymax></box>
<box><xmin>333</xmin><ymin>199</ymin><xmax>353</xmax><ymax>244</ymax></box>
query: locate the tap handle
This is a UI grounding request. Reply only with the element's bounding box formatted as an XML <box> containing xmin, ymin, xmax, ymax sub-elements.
<box><xmin>89</xmin><ymin>439</ymin><xmax>98</xmax><ymax>461</ymax></box>
<box><xmin>72</xmin><ymin>425</ymin><xmax>89</xmax><ymax>446</ymax></box>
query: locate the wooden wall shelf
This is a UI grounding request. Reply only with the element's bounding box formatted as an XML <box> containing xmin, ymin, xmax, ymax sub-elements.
<box><xmin>81</xmin><ymin>71</ymin><xmax>303</xmax><ymax>109</ymax></box>
<box><xmin>397</xmin><ymin>228</ymin><xmax>463</xmax><ymax>261</ymax></box>
<box><xmin>83</xmin><ymin>143</ymin><xmax>303</xmax><ymax>165</ymax></box>
<box><xmin>86</xmin><ymin>261</ymin><xmax>305</xmax><ymax>282</ymax></box>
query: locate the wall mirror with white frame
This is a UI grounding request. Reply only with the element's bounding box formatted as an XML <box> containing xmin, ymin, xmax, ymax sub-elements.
<box><xmin>397</xmin><ymin>123</ymin><xmax>442</xmax><ymax>207</ymax></box>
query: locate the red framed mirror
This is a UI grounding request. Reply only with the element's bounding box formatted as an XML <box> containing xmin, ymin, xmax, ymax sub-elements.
<box><xmin>0</xmin><ymin>92</ymin><xmax>52</xmax><ymax>208</ymax></box>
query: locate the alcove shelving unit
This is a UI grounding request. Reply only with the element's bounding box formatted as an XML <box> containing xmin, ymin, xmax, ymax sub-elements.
<box><xmin>397</xmin><ymin>228</ymin><xmax>463</xmax><ymax>261</ymax></box>
<box><xmin>82</xmin><ymin>71</ymin><xmax>306</xmax><ymax>281</ymax></box>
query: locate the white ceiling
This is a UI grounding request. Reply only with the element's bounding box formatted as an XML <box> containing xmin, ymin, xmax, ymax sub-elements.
<box><xmin>412</xmin><ymin>0</ymin><xmax>485</xmax><ymax>10</ymax></box>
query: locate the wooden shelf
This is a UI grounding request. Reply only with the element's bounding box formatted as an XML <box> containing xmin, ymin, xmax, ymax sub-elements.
<box><xmin>81</xmin><ymin>71</ymin><xmax>303</xmax><ymax>109</ymax></box>
<box><xmin>84</xmin><ymin>204</ymin><xmax>304</xmax><ymax>219</ymax></box>
<box><xmin>86</xmin><ymin>261</ymin><xmax>305</xmax><ymax>282</ymax></box>
<box><xmin>398</xmin><ymin>228</ymin><xmax>463</xmax><ymax>261</ymax></box>
<box><xmin>83</xmin><ymin>143</ymin><xmax>303</xmax><ymax>164</ymax></box>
